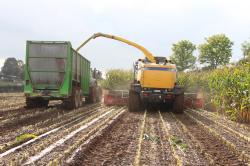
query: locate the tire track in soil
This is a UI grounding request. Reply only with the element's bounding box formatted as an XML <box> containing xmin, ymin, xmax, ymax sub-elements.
<box><xmin>139</xmin><ymin>111</ymin><xmax>176</xmax><ymax>166</ymax></box>
<box><xmin>175</xmin><ymin>113</ymin><xmax>248</xmax><ymax>166</ymax></box>
<box><xmin>68</xmin><ymin>111</ymin><xmax>144</xmax><ymax>166</ymax></box>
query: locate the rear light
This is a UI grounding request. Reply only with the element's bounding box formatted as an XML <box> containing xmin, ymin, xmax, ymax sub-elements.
<box><xmin>143</xmin><ymin>92</ymin><xmax>149</xmax><ymax>96</ymax></box>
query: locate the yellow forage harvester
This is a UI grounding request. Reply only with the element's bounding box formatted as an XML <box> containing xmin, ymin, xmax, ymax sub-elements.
<box><xmin>77</xmin><ymin>33</ymin><xmax>184</xmax><ymax>113</ymax></box>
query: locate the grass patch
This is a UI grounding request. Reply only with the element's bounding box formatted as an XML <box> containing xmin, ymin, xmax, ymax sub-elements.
<box><xmin>15</xmin><ymin>133</ymin><xmax>37</xmax><ymax>144</ymax></box>
<box><xmin>170</xmin><ymin>135</ymin><xmax>188</xmax><ymax>151</ymax></box>
<box><xmin>143</xmin><ymin>133</ymin><xmax>160</xmax><ymax>143</ymax></box>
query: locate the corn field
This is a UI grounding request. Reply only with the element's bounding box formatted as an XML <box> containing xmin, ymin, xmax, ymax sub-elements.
<box><xmin>178</xmin><ymin>63</ymin><xmax>250</xmax><ymax>122</ymax></box>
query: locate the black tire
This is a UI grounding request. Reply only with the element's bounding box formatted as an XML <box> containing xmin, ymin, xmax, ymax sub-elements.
<box><xmin>128</xmin><ymin>90</ymin><xmax>143</xmax><ymax>112</ymax></box>
<box><xmin>173</xmin><ymin>93</ymin><xmax>184</xmax><ymax>114</ymax></box>
<box><xmin>26</xmin><ymin>97</ymin><xmax>35</xmax><ymax>108</ymax></box>
<box><xmin>40</xmin><ymin>99</ymin><xmax>49</xmax><ymax>107</ymax></box>
<box><xmin>79</xmin><ymin>90</ymin><xmax>83</xmax><ymax>107</ymax></box>
<box><xmin>63</xmin><ymin>87</ymin><xmax>77</xmax><ymax>109</ymax></box>
<box><xmin>86</xmin><ymin>87</ymin><xmax>97</xmax><ymax>104</ymax></box>
<box><xmin>96</xmin><ymin>86</ymin><xmax>102</xmax><ymax>102</ymax></box>
<box><xmin>26</xmin><ymin>97</ymin><xmax>48</xmax><ymax>108</ymax></box>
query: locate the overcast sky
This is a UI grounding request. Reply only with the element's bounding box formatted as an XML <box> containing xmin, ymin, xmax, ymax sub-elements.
<box><xmin>1</xmin><ymin>0</ymin><xmax>250</xmax><ymax>71</ymax></box>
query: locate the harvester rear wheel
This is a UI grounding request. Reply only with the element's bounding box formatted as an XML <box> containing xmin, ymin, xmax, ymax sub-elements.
<box><xmin>173</xmin><ymin>93</ymin><xmax>184</xmax><ymax>114</ymax></box>
<box><xmin>128</xmin><ymin>90</ymin><xmax>142</xmax><ymax>112</ymax></box>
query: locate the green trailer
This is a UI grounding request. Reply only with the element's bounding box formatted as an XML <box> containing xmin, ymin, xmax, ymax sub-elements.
<box><xmin>24</xmin><ymin>41</ymin><xmax>100</xmax><ymax>109</ymax></box>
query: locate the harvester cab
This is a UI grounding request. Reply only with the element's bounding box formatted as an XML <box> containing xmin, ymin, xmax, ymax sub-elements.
<box><xmin>76</xmin><ymin>33</ymin><xmax>184</xmax><ymax>113</ymax></box>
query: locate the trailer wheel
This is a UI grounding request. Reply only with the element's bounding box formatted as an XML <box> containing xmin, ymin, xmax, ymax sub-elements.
<box><xmin>75</xmin><ymin>89</ymin><xmax>80</xmax><ymax>108</ymax></box>
<box><xmin>86</xmin><ymin>87</ymin><xmax>97</xmax><ymax>104</ymax></box>
<box><xmin>26</xmin><ymin>97</ymin><xmax>48</xmax><ymax>108</ymax></box>
<box><xmin>128</xmin><ymin>90</ymin><xmax>142</xmax><ymax>112</ymax></box>
<box><xmin>26</xmin><ymin>97</ymin><xmax>35</xmax><ymax>108</ymax></box>
<box><xmin>40</xmin><ymin>99</ymin><xmax>49</xmax><ymax>107</ymax></box>
<box><xmin>96</xmin><ymin>86</ymin><xmax>102</xmax><ymax>102</ymax></box>
<box><xmin>64</xmin><ymin>88</ymin><xmax>78</xmax><ymax>109</ymax></box>
<box><xmin>173</xmin><ymin>93</ymin><xmax>184</xmax><ymax>114</ymax></box>
<box><xmin>79</xmin><ymin>90</ymin><xmax>83</xmax><ymax>107</ymax></box>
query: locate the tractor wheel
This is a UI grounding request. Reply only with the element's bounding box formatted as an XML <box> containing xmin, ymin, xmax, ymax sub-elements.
<box><xmin>173</xmin><ymin>93</ymin><xmax>184</xmax><ymax>114</ymax></box>
<box><xmin>128</xmin><ymin>90</ymin><xmax>142</xmax><ymax>112</ymax></box>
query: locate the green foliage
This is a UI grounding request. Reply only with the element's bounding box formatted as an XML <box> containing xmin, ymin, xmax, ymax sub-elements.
<box><xmin>241</xmin><ymin>40</ymin><xmax>250</xmax><ymax>59</ymax></box>
<box><xmin>15</xmin><ymin>134</ymin><xmax>37</xmax><ymax>144</ymax></box>
<box><xmin>170</xmin><ymin>40</ymin><xmax>196</xmax><ymax>71</ymax></box>
<box><xmin>177</xmin><ymin>71</ymin><xmax>209</xmax><ymax>92</ymax></box>
<box><xmin>198</xmin><ymin>34</ymin><xmax>233</xmax><ymax>69</ymax></box>
<box><xmin>143</xmin><ymin>134</ymin><xmax>160</xmax><ymax>143</ymax></box>
<box><xmin>100</xmin><ymin>69</ymin><xmax>133</xmax><ymax>90</ymax></box>
<box><xmin>237</xmin><ymin>56</ymin><xmax>250</xmax><ymax>65</ymax></box>
<box><xmin>178</xmin><ymin>63</ymin><xmax>250</xmax><ymax>121</ymax></box>
<box><xmin>1</xmin><ymin>58</ymin><xmax>24</xmax><ymax>78</ymax></box>
<box><xmin>170</xmin><ymin>135</ymin><xmax>188</xmax><ymax>150</ymax></box>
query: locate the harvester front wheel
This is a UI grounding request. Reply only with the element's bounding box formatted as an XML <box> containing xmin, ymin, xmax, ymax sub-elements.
<box><xmin>173</xmin><ymin>93</ymin><xmax>184</xmax><ymax>114</ymax></box>
<box><xmin>128</xmin><ymin>90</ymin><xmax>142</xmax><ymax>112</ymax></box>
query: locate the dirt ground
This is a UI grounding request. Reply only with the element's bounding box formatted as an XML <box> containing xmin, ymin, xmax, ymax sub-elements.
<box><xmin>0</xmin><ymin>93</ymin><xmax>249</xmax><ymax>165</ymax></box>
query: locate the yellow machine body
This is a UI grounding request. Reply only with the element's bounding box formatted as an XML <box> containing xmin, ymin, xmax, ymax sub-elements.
<box><xmin>137</xmin><ymin>62</ymin><xmax>177</xmax><ymax>89</ymax></box>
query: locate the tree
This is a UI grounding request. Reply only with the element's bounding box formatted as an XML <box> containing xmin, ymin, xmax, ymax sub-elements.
<box><xmin>198</xmin><ymin>34</ymin><xmax>233</xmax><ymax>69</ymax></box>
<box><xmin>241</xmin><ymin>40</ymin><xmax>250</xmax><ymax>59</ymax></box>
<box><xmin>1</xmin><ymin>58</ymin><xmax>24</xmax><ymax>79</ymax></box>
<box><xmin>1</xmin><ymin>58</ymin><xmax>19</xmax><ymax>76</ymax></box>
<box><xmin>170</xmin><ymin>40</ymin><xmax>196</xmax><ymax>71</ymax></box>
<box><xmin>17</xmin><ymin>60</ymin><xmax>24</xmax><ymax>79</ymax></box>
<box><xmin>100</xmin><ymin>69</ymin><xmax>133</xmax><ymax>90</ymax></box>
